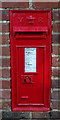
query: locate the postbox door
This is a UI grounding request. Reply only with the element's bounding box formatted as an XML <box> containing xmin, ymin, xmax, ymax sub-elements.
<box><xmin>17</xmin><ymin>47</ymin><xmax>44</xmax><ymax>105</ymax></box>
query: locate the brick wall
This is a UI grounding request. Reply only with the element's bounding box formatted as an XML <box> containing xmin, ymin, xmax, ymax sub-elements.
<box><xmin>0</xmin><ymin>1</ymin><xmax>60</xmax><ymax>120</ymax></box>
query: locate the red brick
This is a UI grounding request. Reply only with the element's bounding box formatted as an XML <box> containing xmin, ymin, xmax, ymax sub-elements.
<box><xmin>0</xmin><ymin>81</ymin><xmax>2</xmax><ymax>89</ymax></box>
<box><xmin>0</xmin><ymin>101</ymin><xmax>2</xmax><ymax>109</ymax></box>
<box><xmin>52</xmin><ymin>46</ymin><xmax>60</xmax><ymax>55</ymax></box>
<box><xmin>0</xmin><ymin>69</ymin><xmax>2</xmax><ymax>78</ymax></box>
<box><xmin>2</xmin><ymin>35</ymin><xmax>10</xmax><ymax>44</ymax></box>
<box><xmin>0</xmin><ymin>91</ymin><xmax>10</xmax><ymax>99</ymax></box>
<box><xmin>1</xmin><ymin>69</ymin><xmax>10</xmax><ymax>78</ymax></box>
<box><xmin>0</xmin><ymin>23</ymin><xmax>9</xmax><ymax>32</ymax></box>
<box><xmin>0</xmin><ymin>1</ymin><xmax>2</xmax><ymax>9</ymax></box>
<box><xmin>0</xmin><ymin>47</ymin><xmax>2</xmax><ymax>56</ymax></box>
<box><xmin>52</xmin><ymin>101</ymin><xmax>60</xmax><ymax>109</ymax></box>
<box><xmin>2</xmin><ymin>80</ymin><xmax>10</xmax><ymax>89</ymax></box>
<box><xmin>52</xmin><ymin>34</ymin><xmax>60</xmax><ymax>44</ymax></box>
<box><xmin>0</xmin><ymin>59</ymin><xmax>2</xmax><ymax>67</ymax></box>
<box><xmin>0</xmin><ymin>10</ymin><xmax>2</xmax><ymax>21</ymax></box>
<box><xmin>2</xmin><ymin>47</ymin><xmax>10</xmax><ymax>56</ymax></box>
<box><xmin>32</xmin><ymin>2</ymin><xmax>59</xmax><ymax>8</ymax></box>
<box><xmin>0</xmin><ymin>35</ymin><xmax>2</xmax><ymax>44</ymax></box>
<box><xmin>0</xmin><ymin>80</ymin><xmax>10</xmax><ymax>89</ymax></box>
<box><xmin>2</xmin><ymin>2</ymin><xmax>29</xmax><ymax>8</ymax></box>
<box><xmin>0</xmin><ymin>101</ymin><xmax>11</xmax><ymax>110</ymax></box>
<box><xmin>52</xmin><ymin>57</ymin><xmax>60</xmax><ymax>67</ymax></box>
<box><xmin>0</xmin><ymin>10</ymin><xmax>9</xmax><ymax>21</ymax></box>
<box><xmin>32</xmin><ymin>112</ymin><xmax>50</xmax><ymax>118</ymax></box>
<box><xmin>0</xmin><ymin>58</ymin><xmax>10</xmax><ymax>67</ymax></box>
<box><xmin>52</xmin><ymin>69</ymin><xmax>60</xmax><ymax>77</ymax></box>
<box><xmin>52</xmin><ymin>90</ymin><xmax>60</xmax><ymax>100</ymax></box>
<box><xmin>2</xmin><ymin>10</ymin><xmax>9</xmax><ymax>21</ymax></box>
<box><xmin>53</xmin><ymin>10</ymin><xmax>60</xmax><ymax>21</ymax></box>
<box><xmin>51</xmin><ymin>80</ymin><xmax>60</xmax><ymax>88</ymax></box>
<box><xmin>53</xmin><ymin>22</ymin><xmax>60</xmax><ymax>32</ymax></box>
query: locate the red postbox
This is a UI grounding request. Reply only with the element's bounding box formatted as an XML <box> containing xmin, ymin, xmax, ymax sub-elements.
<box><xmin>10</xmin><ymin>10</ymin><xmax>51</xmax><ymax>111</ymax></box>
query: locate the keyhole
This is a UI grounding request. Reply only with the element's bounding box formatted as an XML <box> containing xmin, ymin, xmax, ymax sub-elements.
<box><xmin>24</xmin><ymin>79</ymin><xmax>26</xmax><ymax>83</ymax></box>
<box><xmin>29</xmin><ymin>78</ymin><xmax>31</xmax><ymax>82</ymax></box>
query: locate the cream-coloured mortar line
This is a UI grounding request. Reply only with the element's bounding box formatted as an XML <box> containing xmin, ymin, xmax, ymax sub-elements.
<box><xmin>0</xmin><ymin>20</ymin><xmax>60</xmax><ymax>23</ymax></box>
<box><xmin>0</xmin><ymin>78</ymin><xmax>11</xmax><ymax>80</ymax></box>
<box><xmin>51</xmin><ymin>99</ymin><xmax>60</xmax><ymax>101</ymax></box>
<box><xmin>0</xmin><ymin>45</ymin><xmax>10</xmax><ymax>47</ymax></box>
<box><xmin>0</xmin><ymin>77</ymin><xmax>59</xmax><ymax>81</ymax></box>
<box><xmin>0</xmin><ymin>66</ymin><xmax>60</xmax><ymax>69</ymax></box>
<box><xmin>0</xmin><ymin>99</ymin><xmax>11</xmax><ymax>102</ymax></box>
<box><xmin>1</xmin><ymin>43</ymin><xmax>60</xmax><ymax>46</ymax></box>
<box><xmin>52</xmin><ymin>44</ymin><xmax>60</xmax><ymax>46</ymax></box>
<box><xmin>52</xmin><ymin>54</ymin><xmax>60</xmax><ymax>57</ymax></box>
<box><xmin>0</xmin><ymin>32</ymin><xmax>10</xmax><ymax>35</ymax></box>
<box><xmin>0</xmin><ymin>55</ymin><xmax>60</xmax><ymax>58</ymax></box>
<box><xmin>0</xmin><ymin>89</ymin><xmax>11</xmax><ymax>91</ymax></box>
<box><xmin>0</xmin><ymin>88</ymin><xmax>60</xmax><ymax>91</ymax></box>
<box><xmin>0</xmin><ymin>67</ymin><xmax>11</xmax><ymax>69</ymax></box>
<box><xmin>0</xmin><ymin>32</ymin><xmax>60</xmax><ymax>35</ymax></box>
<box><xmin>0</xmin><ymin>8</ymin><xmax>60</xmax><ymax>10</ymax></box>
<box><xmin>0</xmin><ymin>99</ymin><xmax>59</xmax><ymax>102</ymax></box>
<box><xmin>0</xmin><ymin>56</ymin><xmax>10</xmax><ymax>58</ymax></box>
<box><xmin>52</xmin><ymin>109</ymin><xmax>60</xmax><ymax>112</ymax></box>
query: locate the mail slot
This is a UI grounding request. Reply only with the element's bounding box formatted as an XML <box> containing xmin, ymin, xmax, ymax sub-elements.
<box><xmin>10</xmin><ymin>10</ymin><xmax>51</xmax><ymax>111</ymax></box>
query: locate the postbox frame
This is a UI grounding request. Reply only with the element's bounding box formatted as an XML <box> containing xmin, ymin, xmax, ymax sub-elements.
<box><xmin>10</xmin><ymin>10</ymin><xmax>51</xmax><ymax>111</ymax></box>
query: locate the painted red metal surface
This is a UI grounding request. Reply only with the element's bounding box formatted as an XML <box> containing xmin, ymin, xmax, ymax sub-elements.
<box><xmin>10</xmin><ymin>10</ymin><xmax>51</xmax><ymax>111</ymax></box>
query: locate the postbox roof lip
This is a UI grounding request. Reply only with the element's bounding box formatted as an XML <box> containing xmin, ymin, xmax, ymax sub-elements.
<box><xmin>10</xmin><ymin>9</ymin><xmax>51</xmax><ymax>13</ymax></box>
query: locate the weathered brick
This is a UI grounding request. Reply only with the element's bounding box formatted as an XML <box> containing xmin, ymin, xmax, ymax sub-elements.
<box><xmin>0</xmin><ymin>47</ymin><xmax>2</xmax><ymax>56</ymax></box>
<box><xmin>2</xmin><ymin>112</ymin><xmax>30</xmax><ymax>119</ymax></box>
<box><xmin>2</xmin><ymin>10</ymin><xmax>9</xmax><ymax>21</ymax></box>
<box><xmin>1</xmin><ymin>119</ymin><xmax>60</xmax><ymax>120</ymax></box>
<box><xmin>0</xmin><ymin>58</ymin><xmax>2</xmax><ymax>67</ymax></box>
<box><xmin>0</xmin><ymin>35</ymin><xmax>2</xmax><ymax>44</ymax></box>
<box><xmin>52</xmin><ymin>34</ymin><xmax>60</xmax><ymax>44</ymax></box>
<box><xmin>52</xmin><ymin>57</ymin><xmax>60</xmax><ymax>67</ymax></box>
<box><xmin>52</xmin><ymin>101</ymin><xmax>60</xmax><ymax>109</ymax></box>
<box><xmin>52</xmin><ymin>69</ymin><xmax>60</xmax><ymax>77</ymax></box>
<box><xmin>0</xmin><ymin>80</ymin><xmax>10</xmax><ymax>89</ymax></box>
<box><xmin>32</xmin><ymin>112</ymin><xmax>50</xmax><ymax>118</ymax></box>
<box><xmin>1</xmin><ymin>69</ymin><xmax>10</xmax><ymax>78</ymax></box>
<box><xmin>52</xmin><ymin>90</ymin><xmax>60</xmax><ymax>100</ymax></box>
<box><xmin>2</xmin><ymin>47</ymin><xmax>10</xmax><ymax>56</ymax></box>
<box><xmin>0</xmin><ymin>58</ymin><xmax>10</xmax><ymax>67</ymax></box>
<box><xmin>52</xmin><ymin>46</ymin><xmax>60</xmax><ymax>55</ymax></box>
<box><xmin>2</xmin><ymin>35</ymin><xmax>10</xmax><ymax>44</ymax></box>
<box><xmin>32</xmin><ymin>2</ymin><xmax>59</xmax><ymax>8</ymax></box>
<box><xmin>2</xmin><ymin>2</ymin><xmax>29</xmax><ymax>8</ymax></box>
<box><xmin>51</xmin><ymin>79</ymin><xmax>60</xmax><ymax>88</ymax></box>
<box><xmin>0</xmin><ymin>101</ymin><xmax>11</xmax><ymax>110</ymax></box>
<box><xmin>53</xmin><ymin>22</ymin><xmax>60</xmax><ymax>32</ymax></box>
<box><xmin>0</xmin><ymin>69</ymin><xmax>2</xmax><ymax>78</ymax></box>
<box><xmin>51</xmin><ymin>111</ymin><xmax>60</xmax><ymax>118</ymax></box>
<box><xmin>0</xmin><ymin>81</ymin><xmax>2</xmax><ymax>89</ymax></box>
<box><xmin>0</xmin><ymin>23</ymin><xmax>9</xmax><ymax>32</ymax></box>
<box><xmin>53</xmin><ymin>10</ymin><xmax>60</xmax><ymax>21</ymax></box>
<box><xmin>0</xmin><ymin>91</ymin><xmax>10</xmax><ymax>99</ymax></box>
<box><xmin>0</xmin><ymin>101</ymin><xmax>2</xmax><ymax>109</ymax></box>
<box><xmin>0</xmin><ymin>9</ymin><xmax>2</xmax><ymax>21</ymax></box>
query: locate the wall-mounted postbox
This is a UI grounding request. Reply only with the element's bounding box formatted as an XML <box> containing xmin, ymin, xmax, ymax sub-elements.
<box><xmin>10</xmin><ymin>10</ymin><xmax>51</xmax><ymax>111</ymax></box>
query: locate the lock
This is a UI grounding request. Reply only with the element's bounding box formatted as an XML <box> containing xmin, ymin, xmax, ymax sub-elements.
<box><xmin>24</xmin><ymin>76</ymin><xmax>31</xmax><ymax>83</ymax></box>
<box><xmin>21</xmin><ymin>75</ymin><xmax>33</xmax><ymax>84</ymax></box>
